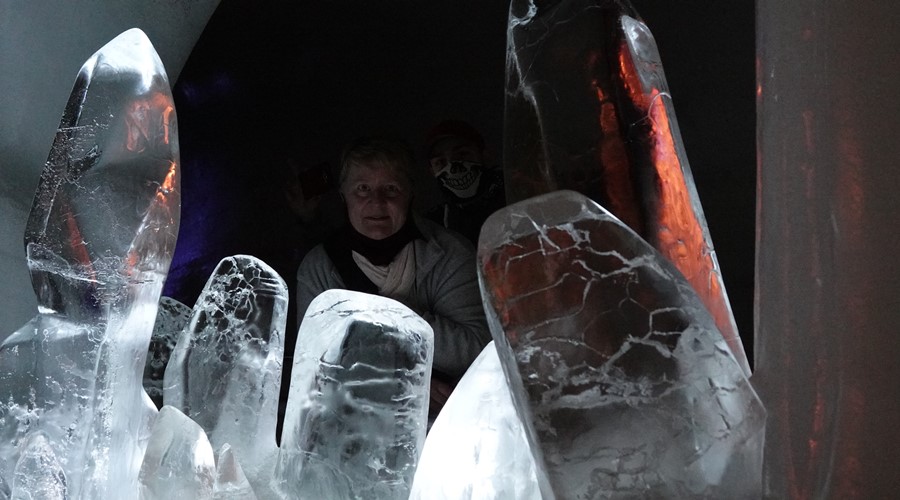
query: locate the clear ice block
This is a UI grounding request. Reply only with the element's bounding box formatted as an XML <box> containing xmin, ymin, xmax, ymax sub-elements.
<box><xmin>10</xmin><ymin>432</ymin><xmax>67</xmax><ymax>500</ymax></box>
<box><xmin>143</xmin><ymin>296</ymin><xmax>191</xmax><ymax>408</ymax></box>
<box><xmin>0</xmin><ymin>28</ymin><xmax>179</xmax><ymax>499</ymax></box>
<box><xmin>213</xmin><ymin>444</ymin><xmax>258</xmax><ymax>500</ymax></box>
<box><xmin>138</xmin><ymin>406</ymin><xmax>215</xmax><ymax>500</ymax></box>
<box><xmin>477</xmin><ymin>191</ymin><xmax>765</xmax><ymax>498</ymax></box>
<box><xmin>275</xmin><ymin>289</ymin><xmax>433</xmax><ymax>500</ymax></box>
<box><xmin>163</xmin><ymin>255</ymin><xmax>286</xmax><ymax>492</ymax></box>
<box><xmin>504</xmin><ymin>0</ymin><xmax>750</xmax><ymax>375</ymax></box>
<box><xmin>409</xmin><ymin>341</ymin><xmax>540</xmax><ymax>500</ymax></box>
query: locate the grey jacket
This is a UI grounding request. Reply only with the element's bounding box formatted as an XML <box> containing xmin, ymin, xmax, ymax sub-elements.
<box><xmin>295</xmin><ymin>216</ymin><xmax>491</xmax><ymax>379</ymax></box>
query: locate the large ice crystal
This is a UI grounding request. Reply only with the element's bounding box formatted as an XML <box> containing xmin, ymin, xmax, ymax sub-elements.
<box><xmin>0</xmin><ymin>28</ymin><xmax>179</xmax><ymax>498</ymax></box>
<box><xmin>143</xmin><ymin>296</ymin><xmax>191</xmax><ymax>408</ymax></box>
<box><xmin>213</xmin><ymin>444</ymin><xmax>258</xmax><ymax>500</ymax></box>
<box><xmin>477</xmin><ymin>191</ymin><xmax>765</xmax><ymax>498</ymax></box>
<box><xmin>504</xmin><ymin>0</ymin><xmax>750</xmax><ymax>375</ymax></box>
<box><xmin>163</xmin><ymin>255</ymin><xmax>286</xmax><ymax>492</ymax></box>
<box><xmin>138</xmin><ymin>406</ymin><xmax>215</xmax><ymax>499</ymax></box>
<box><xmin>10</xmin><ymin>432</ymin><xmax>67</xmax><ymax>500</ymax></box>
<box><xmin>410</xmin><ymin>341</ymin><xmax>540</xmax><ymax>500</ymax></box>
<box><xmin>275</xmin><ymin>289</ymin><xmax>433</xmax><ymax>500</ymax></box>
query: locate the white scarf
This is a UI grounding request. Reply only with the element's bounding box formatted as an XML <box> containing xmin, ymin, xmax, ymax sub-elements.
<box><xmin>352</xmin><ymin>241</ymin><xmax>417</xmax><ymax>302</ymax></box>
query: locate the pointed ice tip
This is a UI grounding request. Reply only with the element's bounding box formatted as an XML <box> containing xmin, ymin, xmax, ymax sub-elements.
<box><xmin>85</xmin><ymin>28</ymin><xmax>169</xmax><ymax>92</ymax></box>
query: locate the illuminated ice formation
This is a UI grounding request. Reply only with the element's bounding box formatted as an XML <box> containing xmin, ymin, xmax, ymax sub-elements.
<box><xmin>0</xmin><ymin>28</ymin><xmax>179</xmax><ymax>498</ymax></box>
<box><xmin>504</xmin><ymin>0</ymin><xmax>750</xmax><ymax>376</ymax></box>
<box><xmin>11</xmin><ymin>432</ymin><xmax>67</xmax><ymax>500</ymax></box>
<box><xmin>409</xmin><ymin>341</ymin><xmax>540</xmax><ymax>500</ymax></box>
<box><xmin>275</xmin><ymin>290</ymin><xmax>433</xmax><ymax>500</ymax></box>
<box><xmin>478</xmin><ymin>191</ymin><xmax>765</xmax><ymax>499</ymax></box>
<box><xmin>214</xmin><ymin>444</ymin><xmax>258</xmax><ymax>500</ymax></box>
<box><xmin>143</xmin><ymin>296</ymin><xmax>191</xmax><ymax>408</ymax></box>
<box><xmin>138</xmin><ymin>406</ymin><xmax>215</xmax><ymax>499</ymax></box>
<box><xmin>163</xmin><ymin>255</ymin><xmax>287</xmax><ymax>493</ymax></box>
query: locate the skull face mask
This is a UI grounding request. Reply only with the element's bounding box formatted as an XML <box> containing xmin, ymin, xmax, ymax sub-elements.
<box><xmin>434</xmin><ymin>160</ymin><xmax>483</xmax><ymax>199</ymax></box>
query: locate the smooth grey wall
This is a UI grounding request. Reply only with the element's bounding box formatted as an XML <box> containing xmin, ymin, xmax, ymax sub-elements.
<box><xmin>0</xmin><ymin>0</ymin><xmax>219</xmax><ymax>339</ymax></box>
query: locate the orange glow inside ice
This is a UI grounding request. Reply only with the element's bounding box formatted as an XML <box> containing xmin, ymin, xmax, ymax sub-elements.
<box><xmin>617</xmin><ymin>41</ymin><xmax>741</xmax><ymax>362</ymax></box>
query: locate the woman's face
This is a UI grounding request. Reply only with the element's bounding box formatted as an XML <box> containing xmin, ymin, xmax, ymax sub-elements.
<box><xmin>342</xmin><ymin>162</ymin><xmax>411</xmax><ymax>240</ymax></box>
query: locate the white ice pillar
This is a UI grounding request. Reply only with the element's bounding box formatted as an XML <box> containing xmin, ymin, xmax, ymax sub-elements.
<box><xmin>756</xmin><ymin>2</ymin><xmax>900</xmax><ymax>498</ymax></box>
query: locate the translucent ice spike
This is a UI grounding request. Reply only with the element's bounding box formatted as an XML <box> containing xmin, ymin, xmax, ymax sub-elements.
<box><xmin>213</xmin><ymin>444</ymin><xmax>258</xmax><ymax>500</ymax></box>
<box><xmin>138</xmin><ymin>406</ymin><xmax>215</xmax><ymax>500</ymax></box>
<box><xmin>0</xmin><ymin>28</ymin><xmax>179</xmax><ymax>499</ymax></box>
<box><xmin>275</xmin><ymin>289</ymin><xmax>433</xmax><ymax>500</ymax></box>
<box><xmin>477</xmin><ymin>191</ymin><xmax>765</xmax><ymax>499</ymax></box>
<box><xmin>163</xmin><ymin>255</ymin><xmax>286</xmax><ymax>492</ymax></box>
<box><xmin>143</xmin><ymin>296</ymin><xmax>191</xmax><ymax>408</ymax></box>
<box><xmin>409</xmin><ymin>342</ymin><xmax>540</xmax><ymax>500</ymax></box>
<box><xmin>11</xmin><ymin>433</ymin><xmax>67</xmax><ymax>500</ymax></box>
<box><xmin>504</xmin><ymin>0</ymin><xmax>750</xmax><ymax>375</ymax></box>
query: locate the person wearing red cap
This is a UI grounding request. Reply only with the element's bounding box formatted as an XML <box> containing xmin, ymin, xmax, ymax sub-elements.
<box><xmin>425</xmin><ymin>120</ymin><xmax>506</xmax><ymax>245</ymax></box>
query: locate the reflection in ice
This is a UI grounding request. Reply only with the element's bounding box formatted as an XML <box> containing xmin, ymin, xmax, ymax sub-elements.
<box><xmin>478</xmin><ymin>190</ymin><xmax>765</xmax><ymax>498</ymax></box>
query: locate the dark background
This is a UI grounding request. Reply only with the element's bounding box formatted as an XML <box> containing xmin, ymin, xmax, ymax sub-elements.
<box><xmin>164</xmin><ymin>0</ymin><xmax>756</xmax><ymax>363</ymax></box>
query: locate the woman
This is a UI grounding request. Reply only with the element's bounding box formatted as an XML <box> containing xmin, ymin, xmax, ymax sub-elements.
<box><xmin>294</xmin><ymin>137</ymin><xmax>491</xmax><ymax>413</ymax></box>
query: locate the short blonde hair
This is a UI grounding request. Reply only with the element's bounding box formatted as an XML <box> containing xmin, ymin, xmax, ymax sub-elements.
<box><xmin>339</xmin><ymin>137</ymin><xmax>415</xmax><ymax>192</ymax></box>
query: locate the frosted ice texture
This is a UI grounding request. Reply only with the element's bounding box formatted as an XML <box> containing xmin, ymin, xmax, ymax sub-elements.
<box><xmin>275</xmin><ymin>289</ymin><xmax>433</xmax><ymax>500</ymax></box>
<box><xmin>504</xmin><ymin>0</ymin><xmax>750</xmax><ymax>376</ymax></box>
<box><xmin>213</xmin><ymin>444</ymin><xmax>258</xmax><ymax>500</ymax></box>
<box><xmin>477</xmin><ymin>191</ymin><xmax>765</xmax><ymax>499</ymax></box>
<box><xmin>138</xmin><ymin>406</ymin><xmax>215</xmax><ymax>499</ymax></box>
<box><xmin>409</xmin><ymin>341</ymin><xmax>540</xmax><ymax>500</ymax></box>
<box><xmin>0</xmin><ymin>474</ymin><xmax>8</xmax><ymax>500</ymax></box>
<box><xmin>144</xmin><ymin>297</ymin><xmax>191</xmax><ymax>408</ymax></box>
<box><xmin>0</xmin><ymin>28</ymin><xmax>179</xmax><ymax>499</ymax></box>
<box><xmin>10</xmin><ymin>433</ymin><xmax>67</xmax><ymax>500</ymax></box>
<box><xmin>163</xmin><ymin>255</ymin><xmax>286</xmax><ymax>492</ymax></box>
<box><xmin>137</xmin><ymin>389</ymin><xmax>160</xmax><ymax>475</ymax></box>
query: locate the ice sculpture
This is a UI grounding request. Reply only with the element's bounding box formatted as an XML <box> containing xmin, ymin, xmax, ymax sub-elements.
<box><xmin>275</xmin><ymin>290</ymin><xmax>433</xmax><ymax>500</ymax></box>
<box><xmin>139</xmin><ymin>406</ymin><xmax>215</xmax><ymax>499</ymax></box>
<box><xmin>478</xmin><ymin>190</ymin><xmax>765</xmax><ymax>498</ymax></box>
<box><xmin>504</xmin><ymin>0</ymin><xmax>750</xmax><ymax>375</ymax></box>
<box><xmin>11</xmin><ymin>432</ymin><xmax>67</xmax><ymax>500</ymax></box>
<box><xmin>143</xmin><ymin>296</ymin><xmax>191</xmax><ymax>408</ymax></box>
<box><xmin>410</xmin><ymin>341</ymin><xmax>540</xmax><ymax>500</ymax></box>
<box><xmin>0</xmin><ymin>28</ymin><xmax>179</xmax><ymax>498</ymax></box>
<box><xmin>214</xmin><ymin>444</ymin><xmax>258</xmax><ymax>500</ymax></box>
<box><xmin>163</xmin><ymin>255</ymin><xmax>286</xmax><ymax>492</ymax></box>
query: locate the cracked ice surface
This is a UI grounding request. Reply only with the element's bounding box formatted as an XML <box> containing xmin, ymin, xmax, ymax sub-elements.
<box><xmin>410</xmin><ymin>341</ymin><xmax>540</xmax><ymax>500</ymax></box>
<box><xmin>275</xmin><ymin>289</ymin><xmax>433</xmax><ymax>500</ymax></box>
<box><xmin>477</xmin><ymin>191</ymin><xmax>765</xmax><ymax>498</ymax></box>
<box><xmin>0</xmin><ymin>28</ymin><xmax>179</xmax><ymax>499</ymax></box>
<box><xmin>143</xmin><ymin>296</ymin><xmax>191</xmax><ymax>408</ymax></box>
<box><xmin>504</xmin><ymin>0</ymin><xmax>750</xmax><ymax>376</ymax></box>
<box><xmin>164</xmin><ymin>255</ymin><xmax>286</xmax><ymax>494</ymax></box>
